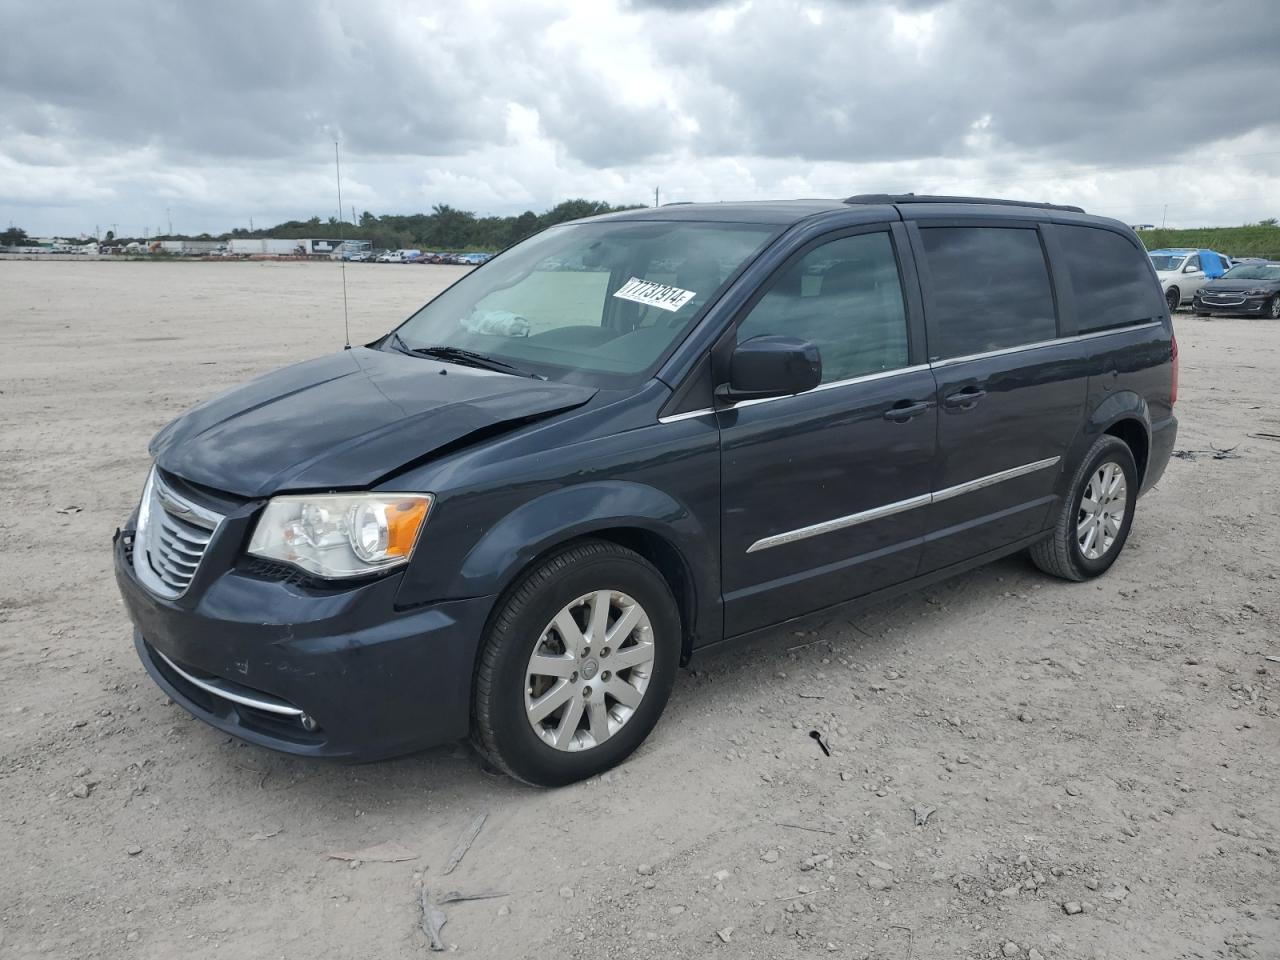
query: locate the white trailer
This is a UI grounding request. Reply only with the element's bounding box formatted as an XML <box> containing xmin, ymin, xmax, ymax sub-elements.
<box><xmin>227</xmin><ymin>238</ymin><xmax>302</xmax><ymax>256</ymax></box>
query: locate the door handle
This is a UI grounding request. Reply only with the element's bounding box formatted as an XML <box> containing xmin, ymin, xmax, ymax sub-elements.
<box><xmin>883</xmin><ymin>400</ymin><xmax>931</xmax><ymax>422</ymax></box>
<box><xmin>943</xmin><ymin>387</ymin><xmax>986</xmax><ymax>409</ymax></box>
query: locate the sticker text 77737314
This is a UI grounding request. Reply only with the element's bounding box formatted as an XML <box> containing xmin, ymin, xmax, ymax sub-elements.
<box><xmin>612</xmin><ymin>277</ymin><xmax>697</xmax><ymax>313</ymax></box>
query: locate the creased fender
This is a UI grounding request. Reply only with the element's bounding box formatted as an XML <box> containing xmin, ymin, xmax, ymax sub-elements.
<box><xmin>451</xmin><ymin>481</ymin><xmax>719</xmax><ymax>642</ymax></box>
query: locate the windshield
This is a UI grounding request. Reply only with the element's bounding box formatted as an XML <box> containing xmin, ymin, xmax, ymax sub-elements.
<box><xmin>391</xmin><ymin>220</ymin><xmax>777</xmax><ymax>386</ymax></box>
<box><xmin>1222</xmin><ymin>263</ymin><xmax>1280</xmax><ymax>281</ymax></box>
<box><xmin>1148</xmin><ymin>254</ymin><xmax>1184</xmax><ymax>271</ymax></box>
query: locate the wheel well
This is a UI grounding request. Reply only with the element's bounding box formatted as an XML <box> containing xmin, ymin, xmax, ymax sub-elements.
<box><xmin>589</xmin><ymin>528</ymin><xmax>697</xmax><ymax>664</ymax></box>
<box><xmin>1105</xmin><ymin>418</ymin><xmax>1149</xmax><ymax>484</ymax></box>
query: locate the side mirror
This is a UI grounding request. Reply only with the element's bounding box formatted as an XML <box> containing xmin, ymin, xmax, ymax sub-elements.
<box><xmin>1183</xmin><ymin>264</ymin><xmax>1198</xmax><ymax>273</ymax></box>
<box><xmin>716</xmin><ymin>335</ymin><xmax>821</xmax><ymax>402</ymax></box>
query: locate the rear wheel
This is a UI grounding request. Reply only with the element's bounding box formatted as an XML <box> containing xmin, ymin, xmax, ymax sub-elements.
<box><xmin>471</xmin><ymin>539</ymin><xmax>679</xmax><ymax>786</ymax></box>
<box><xmin>1029</xmin><ymin>435</ymin><xmax>1137</xmax><ymax>581</ymax></box>
<box><xmin>1165</xmin><ymin>286</ymin><xmax>1180</xmax><ymax>313</ymax></box>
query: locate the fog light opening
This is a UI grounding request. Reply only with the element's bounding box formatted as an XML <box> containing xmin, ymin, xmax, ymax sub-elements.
<box><xmin>299</xmin><ymin>713</ymin><xmax>319</xmax><ymax>732</ymax></box>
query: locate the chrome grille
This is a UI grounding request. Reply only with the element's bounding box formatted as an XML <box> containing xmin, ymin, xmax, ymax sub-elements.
<box><xmin>133</xmin><ymin>469</ymin><xmax>223</xmax><ymax>599</ymax></box>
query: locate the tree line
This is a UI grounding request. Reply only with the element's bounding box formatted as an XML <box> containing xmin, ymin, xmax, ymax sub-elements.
<box><xmin>3</xmin><ymin>199</ymin><xmax>646</xmax><ymax>251</ymax></box>
<box><xmin>244</xmin><ymin>199</ymin><xmax>648</xmax><ymax>252</ymax></box>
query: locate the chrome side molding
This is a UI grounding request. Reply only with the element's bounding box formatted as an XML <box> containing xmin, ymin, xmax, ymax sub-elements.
<box><xmin>746</xmin><ymin>456</ymin><xmax>1061</xmax><ymax>553</ymax></box>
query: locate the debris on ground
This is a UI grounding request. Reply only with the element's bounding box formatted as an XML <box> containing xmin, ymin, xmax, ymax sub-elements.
<box><xmin>437</xmin><ymin>890</ymin><xmax>507</xmax><ymax>904</ymax></box>
<box><xmin>1172</xmin><ymin>444</ymin><xmax>1240</xmax><ymax>461</ymax></box>
<box><xmin>911</xmin><ymin>803</ymin><xmax>937</xmax><ymax>826</ymax></box>
<box><xmin>443</xmin><ymin>810</ymin><xmax>489</xmax><ymax>875</ymax></box>
<box><xmin>327</xmin><ymin>841</ymin><xmax>418</xmax><ymax>863</ymax></box>
<box><xmin>419</xmin><ymin>887</ymin><xmax>448</xmax><ymax>952</ymax></box>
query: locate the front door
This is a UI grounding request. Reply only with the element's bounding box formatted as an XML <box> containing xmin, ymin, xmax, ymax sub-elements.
<box><xmin>910</xmin><ymin>223</ymin><xmax>1087</xmax><ymax>572</ymax></box>
<box><xmin>718</xmin><ymin>228</ymin><xmax>938</xmax><ymax>637</ymax></box>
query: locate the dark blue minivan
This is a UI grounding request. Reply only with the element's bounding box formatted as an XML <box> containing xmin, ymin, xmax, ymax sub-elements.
<box><xmin>115</xmin><ymin>194</ymin><xmax>1178</xmax><ymax>785</ymax></box>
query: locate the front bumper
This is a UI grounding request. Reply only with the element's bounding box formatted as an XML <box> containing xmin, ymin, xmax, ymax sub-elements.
<box><xmin>115</xmin><ymin>528</ymin><xmax>494</xmax><ymax>760</ymax></box>
<box><xmin>1192</xmin><ymin>294</ymin><xmax>1271</xmax><ymax>315</ymax></box>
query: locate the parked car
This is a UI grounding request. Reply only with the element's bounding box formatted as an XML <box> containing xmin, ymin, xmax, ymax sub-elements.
<box><xmin>376</xmin><ymin>248</ymin><xmax>421</xmax><ymax>263</ymax></box>
<box><xmin>115</xmin><ymin>194</ymin><xmax>1177</xmax><ymax>786</ymax></box>
<box><xmin>1148</xmin><ymin>247</ymin><xmax>1230</xmax><ymax>312</ymax></box>
<box><xmin>1192</xmin><ymin>260</ymin><xmax>1280</xmax><ymax>318</ymax></box>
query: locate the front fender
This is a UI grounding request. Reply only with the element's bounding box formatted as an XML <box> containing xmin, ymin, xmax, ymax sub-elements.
<box><xmin>448</xmin><ymin>481</ymin><xmax>720</xmax><ymax>641</ymax></box>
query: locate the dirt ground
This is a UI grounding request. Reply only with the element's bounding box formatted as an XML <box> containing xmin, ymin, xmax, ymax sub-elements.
<box><xmin>1</xmin><ymin>260</ymin><xmax>1277</xmax><ymax>960</ymax></box>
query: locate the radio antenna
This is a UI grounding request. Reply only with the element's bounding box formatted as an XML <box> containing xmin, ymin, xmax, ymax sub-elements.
<box><xmin>334</xmin><ymin>137</ymin><xmax>351</xmax><ymax>349</ymax></box>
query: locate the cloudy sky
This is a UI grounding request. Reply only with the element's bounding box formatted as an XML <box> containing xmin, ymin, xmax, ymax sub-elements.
<box><xmin>2</xmin><ymin>0</ymin><xmax>1278</xmax><ymax>237</ymax></box>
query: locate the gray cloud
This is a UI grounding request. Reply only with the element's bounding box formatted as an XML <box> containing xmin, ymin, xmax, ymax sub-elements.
<box><xmin>1</xmin><ymin>0</ymin><xmax>1277</xmax><ymax>235</ymax></box>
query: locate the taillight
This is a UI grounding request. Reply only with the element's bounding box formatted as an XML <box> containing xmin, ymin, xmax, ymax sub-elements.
<box><xmin>1170</xmin><ymin>333</ymin><xmax>1179</xmax><ymax>406</ymax></box>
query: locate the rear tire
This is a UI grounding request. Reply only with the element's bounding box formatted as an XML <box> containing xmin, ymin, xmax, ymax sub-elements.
<box><xmin>471</xmin><ymin>539</ymin><xmax>680</xmax><ymax>786</ymax></box>
<box><xmin>1029</xmin><ymin>435</ymin><xmax>1138</xmax><ymax>582</ymax></box>
<box><xmin>1165</xmin><ymin>287</ymin><xmax>1180</xmax><ymax>313</ymax></box>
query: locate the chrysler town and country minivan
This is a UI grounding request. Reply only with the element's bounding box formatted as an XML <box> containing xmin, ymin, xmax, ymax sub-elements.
<box><xmin>115</xmin><ymin>194</ymin><xmax>1178</xmax><ymax>786</ymax></box>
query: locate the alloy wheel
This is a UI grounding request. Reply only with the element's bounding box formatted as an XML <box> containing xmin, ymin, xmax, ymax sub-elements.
<box><xmin>524</xmin><ymin>590</ymin><xmax>655</xmax><ymax>751</ymax></box>
<box><xmin>1077</xmin><ymin>461</ymin><xmax>1128</xmax><ymax>560</ymax></box>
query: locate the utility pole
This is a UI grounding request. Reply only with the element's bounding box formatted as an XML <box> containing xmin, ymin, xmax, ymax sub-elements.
<box><xmin>1161</xmin><ymin>204</ymin><xmax>1168</xmax><ymax>229</ymax></box>
<box><xmin>654</xmin><ymin>186</ymin><xmax>660</xmax><ymax>207</ymax></box>
<box><xmin>166</xmin><ymin>206</ymin><xmax>173</xmax><ymax>236</ymax></box>
<box><xmin>351</xmin><ymin>205</ymin><xmax>356</xmax><ymax>225</ymax></box>
<box><xmin>249</xmin><ymin>216</ymin><xmax>254</xmax><ymax>233</ymax></box>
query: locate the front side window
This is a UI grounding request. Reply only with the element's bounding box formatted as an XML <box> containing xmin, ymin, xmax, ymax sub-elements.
<box><xmin>735</xmin><ymin>232</ymin><xmax>910</xmax><ymax>383</ymax></box>
<box><xmin>919</xmin><ymin>226</ymin><xmax>1057</xmax><ymax>359</ymax></box>
<box><xmin>1185</xmin><ymin>254</ymin><xmax>1201</xmax><ymax>272</ymax></box>
<box><xmin>394</xmin><ymin>220</ymin><xmax>776</xmax><ymax>386</ymax></box>
<box><xmin>1059</xmin><ymin>225</ymin><xmax>1165</xmax><ymax>332</ymax></box>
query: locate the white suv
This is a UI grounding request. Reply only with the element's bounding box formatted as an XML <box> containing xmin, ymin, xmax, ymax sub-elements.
<box><xmin>1148</xmin><ymin>248</ymin><xmax>1231</xmax><ymax>312</ymax></box>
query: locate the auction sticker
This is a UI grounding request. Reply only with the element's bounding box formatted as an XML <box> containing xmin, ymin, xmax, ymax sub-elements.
<box><xmin>612</xmin><ymin>277</ymin><xmax>697</xmax><ymax>312</ymax></box>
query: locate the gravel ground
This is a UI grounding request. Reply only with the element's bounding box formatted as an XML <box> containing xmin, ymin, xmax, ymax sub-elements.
<box><xmin>1</xmin><ymin>260</ymin><xmax>1278</xmax><ymax>960</ymax></box>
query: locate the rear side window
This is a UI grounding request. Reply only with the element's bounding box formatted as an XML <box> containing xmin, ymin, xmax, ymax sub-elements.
<box><xmin>736</xmin><ymin>231</ymin><xmax>909</xmax><ymax>383</ymax></box>
<box><xmin>1058</xmin><ymin>226</ymin><xmax>1165</xmax><ymax>332</ymax></box>
<box><xmin>919</xmin><ymin>227</ymin><xmax>1057</xmax><ymax>359</ymax></box>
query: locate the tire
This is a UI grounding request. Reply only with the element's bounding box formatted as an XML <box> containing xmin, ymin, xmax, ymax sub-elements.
<box><xmin>1268</xmin><ymin>295</ymin><xmax>1280</xmax><ymax>320</ymax></box>
<box><xmin>1029</xmin><ymin>435</ymin><xmax>1138</xmax><ymax>582</ymax></box>
<box><xmin>471</xmin><ymin>539</ymin><xmax>680</xmax><ymax>786</ymax></box>
<box><xmin>1165</xmin><ymin>286</ymin><xmax>1180</xmax><ymax>313</ymax></box>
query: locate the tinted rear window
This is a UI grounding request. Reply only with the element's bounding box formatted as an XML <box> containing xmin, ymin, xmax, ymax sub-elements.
<box><xmin>1059</xmin><ymin>226</ymin><xmax>1165</xmax><ymax>331</ymax></box>
<box><xmin>919</xmin><ymin>227</ymin><xmax>1057</xmax><ymax>359</ymax></box>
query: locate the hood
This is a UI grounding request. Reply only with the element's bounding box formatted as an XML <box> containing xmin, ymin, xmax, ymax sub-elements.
<box><xmin>1202</xmin><ymin>277</ymin><xmax>1280</xmax><ymax>293</ymax></box>
<box><xmin>151</xmin><ymin>347</ymin><xmax>596</xmax><ymax>498</ymax></box>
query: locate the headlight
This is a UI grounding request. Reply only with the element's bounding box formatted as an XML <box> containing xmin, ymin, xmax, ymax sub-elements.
<box><xmin>247</xmin><ymin>493</ymin><xmax>432</xmax><ymax>579</ymax></box>
<box><xmin>1246</xmin><ymin>288</ymin><xmax>1270</xmax><ymax>296</ymax></box>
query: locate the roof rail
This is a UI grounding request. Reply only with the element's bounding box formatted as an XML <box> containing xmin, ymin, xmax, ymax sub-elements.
<box><xmin>844</xmin><ymin>193</ymin><xmax>1085</xmax><ymax>214</ymax></box>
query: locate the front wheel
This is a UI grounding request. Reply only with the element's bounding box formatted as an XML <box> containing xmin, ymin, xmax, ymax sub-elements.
<box><xmin>1165</xmin><ymin>286</ymin><xmax>1180</xmax><ymax>313</ymax></box>
<box><xmin>1029</xmin><ymin>435</ymin><xmax>1138</xmax><ymax>581</ymax></box>
<box><xmin>471</xmin><ymin>539</ymin><xmax>680</xmax><ymax>786</ymax></box>
<box><xmin>1268</xmin><ymin>295</ymin><xmax>1280</xmax><ymax>320</ymax></box>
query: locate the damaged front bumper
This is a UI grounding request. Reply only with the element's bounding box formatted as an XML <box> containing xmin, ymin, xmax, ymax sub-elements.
<box><xmin>115</xmin><ymin>526</ymin><xmax>494</xmax><ymax>760</ymax></box>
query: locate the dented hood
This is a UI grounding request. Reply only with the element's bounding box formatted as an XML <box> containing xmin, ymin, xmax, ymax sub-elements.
<box><xmin>150</xmin><ymin>347</ymin><xmax>596</xmax><ymax>498</ymax></box>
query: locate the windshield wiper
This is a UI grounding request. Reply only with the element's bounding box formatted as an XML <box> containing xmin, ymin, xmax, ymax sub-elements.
<box><xmin>403</xmin><ymin>343</ymin><xmax>544</xmax><ymax>379</ymax></box>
